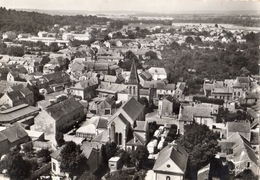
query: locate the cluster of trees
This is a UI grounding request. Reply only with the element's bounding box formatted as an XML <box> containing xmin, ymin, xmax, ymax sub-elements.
<box><xmin>103</xmin><ymin>142</ymin><xmax>149</xmax><ymax>170</ymax></box>
<box><xmin>0</xmin><ymin>145</ymin><xmax>52</xmax><ymax>180</ymax></box>
<box><xmin>155</xmin><ymin>32</ymin><xmax>259</xmax><ymax>94</ymax></box>
<box><xmin>193</xmin><ymin>96</ymin><xmax>224</xmax><ymax>105</ymax></box>
<box><xmin>178</xmin><ymin>123</ymin><xmax>220</xmax><ymax>177</ymax></box>
<box><xmin>118</xmin><ymin>50</ymin><xmax>143</xmax><ymax>71</ymax></box>
<box><xmin>0</xmin><ymin>7</ymin><xmax>120</xmax><ymax>34</ymax></box>
<box><xmin>0</xmin><ymin>40</ymin><xmax>63</xmax><ymax>57</ymax></box>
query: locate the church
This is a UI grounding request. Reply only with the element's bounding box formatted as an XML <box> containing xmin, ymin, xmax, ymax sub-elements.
<box><xmin>92</xmin><ymin>61</ymin><xmax>149</xmax><ymax>151</ymax></box>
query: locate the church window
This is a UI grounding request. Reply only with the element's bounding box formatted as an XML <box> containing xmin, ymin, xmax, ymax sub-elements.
<box><xmin>129</xmin><ymin>86</ymin><xmax>132</xmax><ymax>94</ymax></box>
<box><xmin>133</xmin><ymin>86</ymin><xmax>136</xmax><ymax>95</ymax></box>
<box><xmin>119</xmin><ymin>133</ymin><xmax>122</xmax><ymax>145</ymax></box>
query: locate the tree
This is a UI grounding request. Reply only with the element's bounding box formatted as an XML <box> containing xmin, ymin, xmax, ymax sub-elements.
<box><xmin>170</xmin><ymin>41</ymin><xmax>180</xmax><ymax>50</ymax></box>
<box><xmin>60</xmin><ymin>141</ymin><xmax>88</xmax><ymax>178</ymax></box>
<box><xmin>103</xmin><ymin>142</ymin><xmax>119</xmax><ymax>163</ymax></box>
<box><xmin>78</xmin><ymin>171</ymin><xmax>98</xmax><ymax>180</ymax></box>
<box><xmin>185</xmin><ymin>36</ymin><xmax>194</xmax><ymax>44</ymax></box>
<box><xmin>235</xmin><ymin>169</ymin><xmax>258</xmax><ymax>180</ymax></box>
<box><xmin>178</xmin><ymin>123</ymin><xmax>220</xmax><ymax>171</ymax></box>
<box><xmin>55</xmin><ymin>131</ymin><xmax>65</xmax><ymax>147</ymax></box>
<box><xmin>36</xmin><ymin>148</ymin><xmax>52</xmax><ymax>162</ymax></box>
<box><xmin>131</xmin><ymin>145</ymin><xmax>149</xmax><ymax>169</ymax></box>
<box><xmin>145</xmin><ymin>51</ymin><xmax>158</xmax><ymax>59</ymax></box>
<box><xmin>7</xmin><ymin>46</ymin><xmax>24</xmax><ymax>57</ymax></box>
<box><xmin>3</xmin><ymin>152</ymin><xmax>32</xmax><ymax>180</ymax></box>
<box><xmin>49</xmin><ymin>42</ymin><xmax>59</xmax><ymax>52</ymax></box>
<box><xmin>115</xmin><ymin>149</ymin><xmax>132</xmax><ymax>167</ymax></box>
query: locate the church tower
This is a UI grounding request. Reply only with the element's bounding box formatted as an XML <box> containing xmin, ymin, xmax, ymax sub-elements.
<box><xmin>128</xmin><ymin>60</ymin><xmax>140</xmax><ymax>101</ymax></box>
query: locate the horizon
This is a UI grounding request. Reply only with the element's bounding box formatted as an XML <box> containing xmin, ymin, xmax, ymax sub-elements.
<box><xmin>1</xmin><ymin>0</ymin><xmax>259</xmax><ymax>14</ymax></box>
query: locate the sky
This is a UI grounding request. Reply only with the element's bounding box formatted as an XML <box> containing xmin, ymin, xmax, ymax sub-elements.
<box><xmin>0</xmin><ymin>0</ymin><xmax>259</xmax><ymax>13</ymax></box>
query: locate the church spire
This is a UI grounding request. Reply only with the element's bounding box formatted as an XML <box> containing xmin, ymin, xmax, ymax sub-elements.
<box><xmin>128</xmin><ymin>60</ymin><xmax>139</xmax><ymax>84</ymax></box>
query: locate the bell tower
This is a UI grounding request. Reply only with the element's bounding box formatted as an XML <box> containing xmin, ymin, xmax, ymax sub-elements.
<box><xmin>128</xmin><ymin>60</ymin><xmax>140</xmax><ymax>101</ymax></box>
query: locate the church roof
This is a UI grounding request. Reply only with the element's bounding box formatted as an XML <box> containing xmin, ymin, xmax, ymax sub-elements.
<box><xmin>128</xmin><ymin>60</ymin><xmax>139</xmax><ymax>84</ymax></box>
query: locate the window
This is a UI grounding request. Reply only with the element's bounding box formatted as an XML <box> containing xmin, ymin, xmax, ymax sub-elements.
<box><xmin>166</xmin><ymin>176</ymin><xmax>171</xmax><ymax>180</ymax></box>
<box><xmin>129</xmin><ymin>86</ymin><xmax>132</xmax><ymax>94</ymax></box>
<box><xmin>119</xmin><ymin>133</ymin><xmax>122</xmax><ymax>145</ymax></box>
<box><xmin>238</xmin><ymin>92</ymin><xmax>240</xmax><ymax>96</ymax></box>
<box><xmin>167</xmin><ymin>164</ymin><xmax>171</xmax><ymax>168</ymax></box>
<box><xmin>52</xmin><ymin>162</ymin><xmax>56</xmax><ymax>171</ymax></box>
<box><xmin>247</xmin><ymin>162</ymin><xmax>250</xmax><ymax>168</ymax></box>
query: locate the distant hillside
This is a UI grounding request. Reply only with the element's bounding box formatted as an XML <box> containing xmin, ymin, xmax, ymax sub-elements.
<box><xmin>0</xmin><ymin>7</ymin><xmax>111</xmax><ymax>35</ymax></box>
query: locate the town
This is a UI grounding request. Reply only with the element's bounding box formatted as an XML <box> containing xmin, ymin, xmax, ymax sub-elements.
<box><xmin>0</xmin><ymin>6</ymin><xmax>259</xmax><ymax>180</ymax></box>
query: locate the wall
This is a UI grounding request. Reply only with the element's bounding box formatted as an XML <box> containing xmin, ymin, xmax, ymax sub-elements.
<box><xmin>194</xmin><ymin>117</ymin><xmax>213</xmax><ymax>130</ymax></box>
<box><xmin>34</xmin><ymin>111</ymin><xmax>55</xmax><ymax>134</ymax></box>
<box><xmin>51</xmin><ymin>158</ymin><xmax>62</xmax><ymax>175</ymax></box>
<box><xmin>0</xmin><ymin>94</ymin><xmax>13</xmax><ymax>107</ymax></box>
<box><xmin>154</xmin><ymin>172</ymin><xmax>183</xmax><ymax>180</ymax></box>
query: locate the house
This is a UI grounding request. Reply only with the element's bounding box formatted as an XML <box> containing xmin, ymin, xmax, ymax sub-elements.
<box><xmin>34</xmin><ymin>97</ymin><xmax>84</xmax><ymax>135</ymax></box>
<box><xmin>51</xmin><ymin>141</ymin><xmax>103</xmax><ymax>177</ymax></box>
<box><xmin>178</xmin><ymin>103</ymin><xmax>216</xmax><ymax>134</ymax></box>
<box><xmin>209</xmin><ymin>87</ymin><xmax>233</xmax><ymax>103</ymax></box>
<box><xmin>0</xmin><ymin>90</ymin><xmax>27</xmax><ymax>107</ymax></box>
<box><xmin>158</xmin><ymin>96</ymin><xmax>179</xmax><ymax>118</ymax></box>
<box><xmin>148</xmin><ymin>67</ymin><xmax>167</xmax><ymax>80</ymax></box>
<box><xmin>81</xmin><ymin>142</ymin><xmax>104</xmax><ymax>173</ymax></box>
<box><xmin>226</xmin><ymin>121</ymin><xmax>251</xmax><ymax>141</ymax></box>
<box><xmin>43</xmin><ymin>56</ymin><xmax>69</xmax><ymax>75</ymax></box>
<box><xmin>109</xmin><ymin>156</ymin><xmax>122</xmax><ymax>172</ymax></box>
<box><xmin>175</xmin><ymin>82</ymin><xmax>186</xmax><ymax>99</ymax></box>
<box><xmin>233</xmin><ymin>77</ymin><xmax>251</xmax><ymax>91</ymax></box>
<box><xmin>29</xmin><ymin>72</ymin><xmax>70</xmax><ymax>93</ymax></box>
<box><xmin>11</xmin><ymin>86</ymin><xmax>34</xmax><ymax>106</ymax></box>
<box><xmin>203</xmin><ymin>80</ymin><xmax>233</xmax><ymax>102</ymax></box>
<box><xmin>96</xmin><ymin>82</ymin><xmax>127</xmax><ymax>99</ymax></box>
<box><xmin>246</xmin><ymin>108</ymin><xmax>259</xmax><ymax>128</ymax></box>
<box><xmin>126</xmin><ymin>120</ymin><xmax>149</xmax><ymax>151</ymax></box>
<box><xmin>153</xmin><ymin>143</ymin><xmax>188</xmax><ymax>180</ymax></box>
<box><xmin>219</xmin><ymin>132</ymin><xmax>259</xmax><ymax>176</ymax></box>
<box><xmin>89</xmin><ymin>97</ymin><xmax>115</xmax><ymax>116</ymax></box>
<box><xmin>242</xmin><ymin>91</ymin><xmax>259</xmax><ymax>105</ymax></box>
<box><xmin>6</xmin><ymin>65</ymin><xmax>28</xmax><ymax>82</ymax></box>
<box><xmin>2</xmin><ymin>31</ymin><xmax>16</xmax><ymax>40</ymax></box>
<box><xmin>69</xmin><ymin>79</ymin><xmax>98</xmax><ymax>100</ymax></box>
<box><xmin>0</xmin><ymin>122</ymin><xmax>30</xmax><ymax>156</ymax></box>
<box><xmin>155</xmin><ymin>82</ymin><xmax>176</xmax><ymax>99</ymax></box>
<box><xmin>197</xmin><ymin>157</ymin><xmax>230</xmax><ymax>180</ymax></box>
<box><xmin>103</xmin><ymin>75</ymin><xmax>125</xmax><ymax>84</ymax></box>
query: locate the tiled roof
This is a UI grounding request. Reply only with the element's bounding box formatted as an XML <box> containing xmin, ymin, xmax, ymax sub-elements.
<box><xmin>122</xmin><ymin>97</ymin><xmax>145</xmax><ymax>121</ymax></box>
<box><xmin>7</xmin><ymin>90</ymin><xmax>26</xmax><ymax>103</ymax></box>
<box><xmin>91</xmin><ymin>129</ymin><xmax>108</xmax><ymax>143</ymax></box>
<box><xmin>93</xmin><ymin>117</ymin><xmax>108</xmax><ymax>129</ymax></box>
<box><xmin>134</xmin><ymin>121</ymin><xmax>147</xmax><ymax>132</ymax></box>
<box><xmin>153</xmin><ymin>144</ymin><xmax>188</xmax><ymax>173</ymax></box>
<box><xmin>73</xmin><ymin>79</ymin><xmax>97</xmax><ymax>89</ymax></box>
<box><xmin>1</xmin><ymin>122</ymin><xmax>28</xmax><ymax>143</ymax></box>
<box><xmin>0</xmin><ymin>105</ymin><xmax>39</xmax><ymax>123</ymax></box>
<box><xmin>179</xmin><ymin>106</ymin><xmax>213</xmax><ymax>121</ymax></box>
<box><xmin>227</xmin><ymin>122</ymin><xmax>250</xmax><ymax>133</ymax></box>
<box><xmin>220</xmin><ymin>132</ymin><xmax>258</xmax><ymax>166</ymax></box>
<box><xmin>104</xmin><ymin>75</ymin><xmax>117</xmax><ymax>83</ymax></box>
<box><xmin>45</xmin><ymin>97</ymin><xmax>83</xmax><ymax>121</ymax></box>
<box><xmin>244</xmin><ymin>92</ymin><xmax>259</xmax><ymax>99</ymax></box>
<box><xmin>176</xmin><ymin>82</ymin><xmax>186</xmax><ymax>91</ymax></box>
<box><xmin>211</xmin><ymin>88</ymin><xmax>232</xmax><ymax>94</ymax></box>
<box><xmin>237</xmin><ymin>77</ymin><xmax>250</xmax><ymax>84</ymax></box>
